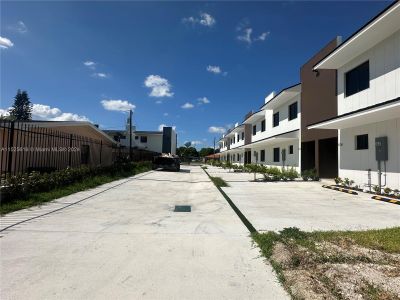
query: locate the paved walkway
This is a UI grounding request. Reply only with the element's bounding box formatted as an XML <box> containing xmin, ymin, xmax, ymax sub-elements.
<box><xmin>207</xmin><ymin>166</ymin><xmax>400</xmax><ymax>232</ymax></box>
<box><xmin>0</xmin><ymin>167</ymin><xmax>288</xmax><ymax>300</ymax></box>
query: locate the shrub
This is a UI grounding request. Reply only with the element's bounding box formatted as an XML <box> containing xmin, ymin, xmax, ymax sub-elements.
<box><xmin>343</xmin><ymin>177</ymin><xmax>350</xmax><ymax>187</ymax></box>
<box><xmin>301</xmin><ymin>169</ymin><xmax>311</xmax><ymax>181</ymax></box>
<box><xmin>334</xmin><ymin>177</ymin><xmax>342</xmax><ymax>185</ymax></box>
<box><xmin>383</xmin><ymin>187</ymin><xmax>392</xmax><ymax>195</ymax></box>
<box><xmin>0</xmin><ymin>161</ymin><xmax>152</xmax><ymax>203</ymax></box>
<box><xmin>393</xmin><ymin>189</ymin><xmax>400</xmax><ymax>197</ymax></box>
<box><xmin>282</xmin><ymin>167</ymin><xmax>299</xmax><ymax>181</ymax></box>
<box><xmin>372</xmin><ymin>185</ymin><xmax>381</xmax><ymax>194</ymax></box>
<box><xmin>302</xmin><ymin>169</ymin><xmax>318</xmax><ymax>181</ymax></box>
<box><xmin>265</xmin><ymin>167</ymin><xmax>281</xmax><ymax>181</ymax></box>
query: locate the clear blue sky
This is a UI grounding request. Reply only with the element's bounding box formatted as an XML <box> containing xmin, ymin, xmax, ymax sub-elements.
<box><xmin>1</xmin><ymin>1</ymin><xmax>390</xmax><ymax>148</ymax></box>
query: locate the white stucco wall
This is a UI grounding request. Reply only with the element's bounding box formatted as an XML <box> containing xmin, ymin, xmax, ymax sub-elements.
<box><xmin>337</xmin><ymin>30</ymin><xmax>400</xmax><ymax>115</ymax></box>
<box><xmin>133</xmin><ymin>134</ymin><xmax>163</xmax><ymax>153</ymax></box>
<box><xmin>251</xmin><ymin>141</ymin><xmax>300</xmax><ymax>172</ymax></box>
<box><xmin>339</xmin><ymin>118</ymin><xmax>400</xmax><ymax>189</ymax></box>
<box><xmin>251</xmin><ymin>94</ymin><xmax>301</xmax><ymax>143</ymax></box>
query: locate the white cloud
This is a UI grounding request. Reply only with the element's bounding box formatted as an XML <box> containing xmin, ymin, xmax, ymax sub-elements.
<box><xmin>0</xmin><ymin>108</ymin><xmax>11</xmax><ymax>117</ymax></box>
<box><xmin>191</xmin><ymin>140</ymin><xmax>203</xmax><ymax>145</ymax></box>
<box><xmin>0</xmin><ymin>36</ymin><xmax>14</xmax><ymax>49</ymax></box>
<box><xmin>1</xmin><ymin>104</ymin><xmax>89</xmax><ymax>121</ymax></box>
<box><xmin>199</xmin><ymin>13</ymin><xmax>216</xmax><ymax>27</ymax></box>
<box><xmin>236</xmin><ymin>20</ymin><xmax>269</xmax><ymax>46</ymax></box>
<box><xmin>207</xmin><ymin>65</ymin><xmax>221</xmax><ymax>74</ymax></box>
<box><xmin>8</xmin><ymin>21</ymin><xmax>28</xmax><ymax>34</ymax></box>
<box><xmin>92</xmin><ymin>72</ymin><xmax>109</xmax><ymax>78</ymax></box>
<box><xmin>101</xmin><ymin>99</ymin><xmax>135</xmax><ymax>112</ymax></box>
<box><xmin>183</xmin><ymin>12</ymin><xmax>216</xmax><ymax>27</ymax></box>
<box><xmin>163</xmin><ymin>112</ymin><xmax>169</xmax><ymax>116</ymax></box>
<box><xmin>31</xmin><ymin>103</ymin><xmax>89</xmax><ymax>121</ymax></box>
<box><xmin>208</xmin><ymin>126</ymin><xmax>226</xmax><ymax>134</ymax></box>
<box><xmin>83</xmin><ymin>61</ymin><xmax>96</xmax><ymax>69</ymax></box>
<box><xmin>256</xmin><ymin>32</ymin><xmax>270</xmax><ymax>41</ymax></box>
<box><xmin>158</xmin><ymin>124</ymin><xmax>176</xmax><ymax>131</ymax></box>
<box><xmin>51</xmin><ymin>113</ymin><xmax>90</xmax><ymax>122</ymax></box>
<box><xmin>197</xmin><ymin>97</ymin><xmax>210</xmax><ymax>104</ymax></box>
<box><xmin>32</xmin><ymin>104</ymin><xmax>61</xmax><ymax>119</ymax></box>
<box><xmin>206</xmin><ymin>65</ymin><xmax>227</xmax><ymax>76</ymax></box>
<box><xmin>144</xmin><ymin>75</ymin><xmax>174</xmax><ymax>98</ymax></box>
<box><xmin>181</xmin><ymin>102</ymin><xmax>194</xmax><ymax>109</ymax></box>
<box><xmin>237</xmin><ymin>28</ymin><xmax>253</xmax><ymax>44</ymax></box>
<box><xmin>17</xmin><ymin>21</ymin><xmax>27</xmax><ymax>33</ymax></box>
<box><xmin>155</xmin><ymin>100</ymin><xmax>163</xmax><ymax>104</ymax></box>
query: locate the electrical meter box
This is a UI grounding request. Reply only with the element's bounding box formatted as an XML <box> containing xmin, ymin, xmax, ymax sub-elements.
<box><xmin>375</xmin><ymin>136</ymin><xmax>388</xmax><ymax>161</ymax></box>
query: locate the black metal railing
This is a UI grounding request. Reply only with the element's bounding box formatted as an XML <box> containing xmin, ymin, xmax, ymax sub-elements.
<box><xmin>0</xmin><ymin>121</ymin><xmax>114</xmax><ymax>177</ymax></box>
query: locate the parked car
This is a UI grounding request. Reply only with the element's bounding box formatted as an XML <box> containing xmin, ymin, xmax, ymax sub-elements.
<box><xmin>152</xmin><ymin>154</ymin><xmax>180</xmax><ymax>172</ymax></box>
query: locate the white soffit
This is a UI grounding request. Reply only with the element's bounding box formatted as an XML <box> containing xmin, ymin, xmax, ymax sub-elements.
<box><xmin>243</xmin><ymin>110</ymin><xmax>264</xmax><ymax>124</ymax></box>
<box><xmin>308</xmin><ymin>100</ymin><xmax>400</xmax><ymax>130</ymax></box>
<box><xmin>262</xmin><ymin>84</ymin><xmax>301</xmax><ymax>110</ymax></box>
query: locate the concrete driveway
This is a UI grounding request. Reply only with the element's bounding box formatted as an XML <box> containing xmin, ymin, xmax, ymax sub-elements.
<box><xmin>206</xmin><ymin>166</ymin><xmax>400</xmax><ymax>232</ymax></box>
<box><xmin>0</xmin><ymin>166</ymin><xmax>288</xmax><ymax>300</ymax></box>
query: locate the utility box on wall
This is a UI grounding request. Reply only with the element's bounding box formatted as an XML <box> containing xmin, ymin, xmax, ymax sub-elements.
<box><xmin>375</xmin><ymin>136</ymin><xmax>388</xmax><ymax>161</ymax></box>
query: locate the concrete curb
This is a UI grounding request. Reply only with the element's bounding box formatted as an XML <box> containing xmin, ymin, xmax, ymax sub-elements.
<box><xmin>371</xmin><ymin>195</ymin><xmax>400</xmax><ymax>205</ymax></box>
<box><xmin>322</xmin><ymin>185</ymin><xmax>358</xmax><ymax>195</ymax></box>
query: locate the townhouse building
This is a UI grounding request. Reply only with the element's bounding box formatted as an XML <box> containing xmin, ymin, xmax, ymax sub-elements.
<box><xmin>218</xmin><ymin>39</ymin><xmax>341</xmax><ymax>175</ymax></box>
<box><xmin>219</xmin><ymin>84</ymin><xmax>301</xmax><ymax>171</ymax></box>
<box><xmin>243</xmin><ymin>84</ymin><xmax>301</xmax><ymax>171</ymax></box>
<box><xmin>309</xmin><ymin>1</ymin><xmax>400</xmax><ymax>189</ymax></box>
<box><xmin>218</xmin><ymin>1</ymin><xmax>399</xmax><ymax>189</ymax></box>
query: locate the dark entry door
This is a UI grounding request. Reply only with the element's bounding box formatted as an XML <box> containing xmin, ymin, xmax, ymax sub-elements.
<box><xmin>301</xmin><ymin>141</ymin><xmax>315</xmax><ymax>172</ymax></box>
<box><xmin>319</xmin><ymin>137</ymin><xmax>338</xmax><ymax>178</ymax></box>
<box><xmin>244</xmin><ymin>151</ymin><xmax>251</xmax><ymax>164</ymax></box>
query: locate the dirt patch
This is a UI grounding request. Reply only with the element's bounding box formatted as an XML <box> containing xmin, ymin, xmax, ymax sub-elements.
<box><xmin>272</xmin><ymin>239</ymin><xmax>400</xmax><ymax>299</ymax></box>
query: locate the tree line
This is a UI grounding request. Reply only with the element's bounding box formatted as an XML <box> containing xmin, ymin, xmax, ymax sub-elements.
<box><xmin>176</xmin><ymin>142</ymin><xmax>219</xmax><ymax>159</ymax></box>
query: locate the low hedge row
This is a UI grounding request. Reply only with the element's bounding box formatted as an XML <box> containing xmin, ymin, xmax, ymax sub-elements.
<box><xmin>0</xmin><ymin>161</ymin><xmax>152</xmax><ymax>203</ymax></box>
<box><xmin>207</xmin><ymin>160</ymin><xmax>319</xmax><ymax>182</ymax></box>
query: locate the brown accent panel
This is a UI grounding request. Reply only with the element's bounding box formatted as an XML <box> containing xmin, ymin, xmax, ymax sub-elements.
<box><xmin>301</xmin><ymin>37</ymin><xmax>340</xmax><ymax>143</ymax></box>
<box><xmin>301</xmin><ymin>37</ymin><xmax>341</xmax><ymax>178</ymax></box>
<box><xmin>244</xmin><ymin>124</ymin><xmax>252</xmax><ymax>145</ymax></box>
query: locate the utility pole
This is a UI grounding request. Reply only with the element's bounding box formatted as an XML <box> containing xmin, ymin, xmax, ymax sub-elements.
<box><xmin>129</xmin><ymin>109</ymin><xmax>133</xmax><ymax>161</ymax></box>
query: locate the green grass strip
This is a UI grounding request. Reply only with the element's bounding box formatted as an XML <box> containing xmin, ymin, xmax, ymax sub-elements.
<box><xmin>1</xmin><ymin>167</ymin><xmax>151</xmax><ymax>215</ymax></box>
<box><xmin>202</xmin><ymin>168</ymin><xmax>257</xmax><ymax>233</ymax></box>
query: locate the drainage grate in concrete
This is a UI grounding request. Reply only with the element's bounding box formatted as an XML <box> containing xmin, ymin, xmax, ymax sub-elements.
<box><xmin>174</xmin><ymin>205</ymin><xmax>191</xmax><ymax>212</ymax></box>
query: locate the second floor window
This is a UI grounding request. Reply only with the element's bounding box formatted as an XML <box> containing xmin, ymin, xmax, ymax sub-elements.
<box><xmin>345</xmin><ymin>61</ymin><xmax>369</xmax><ymax>97</ymax></box>
<box><xmin>261</xmin><ymin>119</ymin><xmax>266</xmax><ymax>132</ymax></box>
<box><xmin>273</xmin><ymin>112</ymin><xmax>279</xmax><ymax>127</ymax></box>
<box><xmin>253</xmin><ymin>125</ymin><xmax>256</xmax><ymax>135</ymax></box>
<box><xmin>140</xmin><ymin>136</ymin><xmax>147</xmax><ymax>143</ymax></box>
<box><xmin>289</xmin><ymin>145</ymin><xmax>294</xmax><ymax>154</ymax></box>
<box><xmin>288</xmin><ymin>102</ymin><xmax>298</xmax><ymax>121</ymax></box>
<box><xmin>242</xmin><ymin>132</ymin><xmax>245</xmax><ymax>140</ymax></box>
